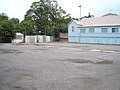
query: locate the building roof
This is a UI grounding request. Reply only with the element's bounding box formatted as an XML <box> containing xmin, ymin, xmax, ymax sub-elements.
<box><xmin>68</xmin><ymin>20</ymin><xmax>80</xmax><ymax>26</ymax></box>
<box><xmin>16</xmin><ymin>33</ymin><xmax>23</xmax><ymax>36</ymax></box>
<box><xmin>78</xmin><ymin>13</ymin><xmax>120</xmax><ymax>27</ymax></box>
<box><xmin>102</xmin><ymin>13</ymin><xmax>118</xmax><ymax>17</ymax></box>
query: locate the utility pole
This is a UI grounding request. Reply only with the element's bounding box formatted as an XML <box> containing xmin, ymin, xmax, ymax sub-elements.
<box><xmin>78</xmin><ymin>5</ymin><xmax>81</xmax><ymax>19</ymax></box>
<box><xmin>78</xmin><ymin>5</ymin><xmax>81</xmax><ymax>43</ymax></box>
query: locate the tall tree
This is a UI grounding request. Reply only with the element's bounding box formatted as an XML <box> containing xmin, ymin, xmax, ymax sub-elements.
<box><xmin>24</xmin><ymin>0</ymin><xmax>71</xmax><ymax>39</ymax></box>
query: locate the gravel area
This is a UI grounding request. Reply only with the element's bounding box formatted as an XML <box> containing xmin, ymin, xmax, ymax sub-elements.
<box><xmin>0</xmin><ymin>43</ymin><xmax>120</xmax><ymax>90</ymax></box>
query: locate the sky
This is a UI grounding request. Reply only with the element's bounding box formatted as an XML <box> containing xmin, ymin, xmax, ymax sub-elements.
<box><xmin>0</xmin><ymin>0</ymin><xmax>120</xmax><ymax>21</ymax></box>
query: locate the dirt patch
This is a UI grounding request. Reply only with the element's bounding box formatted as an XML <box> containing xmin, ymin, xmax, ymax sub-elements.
<box><xmin>34</xmin><ymin>48</ymin><xmax>48</xmax><ymax>51</ymax></box>
<box><xmin>0</xmin><ymin>49</ymin><xmax>23</xmax><ymax>54</ymax></box>
<box><xmin>14</xmin><ymin>86</ymin><xmax>22</xmax><ymax>89</ymax></box>
<box><xmin>61</xmin><ymin>58</ymin><xmax>113</xmax><ymax>65</ymax></box>
<box><xmin>65</xmin><ymin>59</ymin><xmax>93</xmax><ymax>64</ymax></box>
<box><xmin>95</xmin><ymin>60</ymin><xmax>113</xmax><ymax>64</ymax></box>
<box><xmin>34</xmin><ymin>44</ymin><xmax>56</xmax><ymax>47</ymax></box>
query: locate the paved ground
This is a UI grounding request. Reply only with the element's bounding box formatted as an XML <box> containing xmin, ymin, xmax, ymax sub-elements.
<box><xmin>0</xmin><ymin>43</ymin><xmax>120</xmax><ymax>90</ymax></box>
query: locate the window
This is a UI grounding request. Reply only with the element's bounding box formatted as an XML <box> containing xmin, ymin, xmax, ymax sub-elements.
<box><xmin>80</xmin><ymin>28</ymin><xmax>86</xmax><ymax>33</ymax></box>
<box><xmin>72</xmin><ymin>26</ymin><xmax>74</xmax><ymax>32</ymax></box>
<box><xmin>112</xmin><ymin>28</ymin><xmax>119</xmax><ymax>33</ymax></box>
<box><xmin>101</xmin><ymin>28</ymin><xmax>108</xmax><ymax>33</ymax></box>
<box><xmin>89</xmin><ymin>28</ymin><xmax>95</xmax><ymax>33</ymax></box>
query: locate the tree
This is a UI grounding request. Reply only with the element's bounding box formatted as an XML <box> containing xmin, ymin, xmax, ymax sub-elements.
<box><xmin>9</xmin><ymin>18</ymin><xmax>20</xmax><ymax>24</ymax></box>
<box><xmin>20</xmin><ymin>20</ymin><xmax>34</xmax><ymax>35</ymax></box>
<box><xmin>0</xmin><ymin>13</ymin><xmax>8</xmax><ymax>20</ymax></box>
<box><xmin>82</xmin><ymin>13</ymin><xmax>94</xmax><ymax>19</ymax></box>
<box><xmin>0</xmin><ymin>13</ymin><xmax>17</xmax><ymax>43</ymax></box>
<box><xmin>24</xmin><ymin>0</ymin><xmax>71</xmax><ymax>39</ymax></box>
<box><xmin>0</xmin><ymin>13</ymin><xmax>9</xmax><ymax>28</ymax></box>
<box><xmin>88</xmin><ymin>13</ymin><xmax>94</xmax><ymax>18</ymax></box>
<box><xmin>0</xmin><ymin>20</ymin><xmax>15</xmax><ymax>43</ymax></box>
<box><xmin>9</xmin><ymin>18</ymin><xmax>20</xmax><ymax>34</ymax></box>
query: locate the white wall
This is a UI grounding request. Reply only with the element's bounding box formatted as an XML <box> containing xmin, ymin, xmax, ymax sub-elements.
<box><xmin>25</xmin><ymin>35</ymin><xmax>37</xmax><ymax>43</ymax></box>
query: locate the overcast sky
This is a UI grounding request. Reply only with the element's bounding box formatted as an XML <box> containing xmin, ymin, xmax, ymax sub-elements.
<box><xmin>0</xmin><ymin>0</ymin><xmax>120</xmax><ymax>21</ymax></box>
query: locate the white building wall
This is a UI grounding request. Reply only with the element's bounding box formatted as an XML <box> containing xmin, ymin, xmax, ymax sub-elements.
<box><xmin>25</xmin><ymin>35</ymin><xmax>37</xmax><ymax>43</ymax></box>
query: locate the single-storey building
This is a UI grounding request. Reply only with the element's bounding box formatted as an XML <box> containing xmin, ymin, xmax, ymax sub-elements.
<box><xmin>68</xmin><ymin>13</ymin><xmax>120</xmax><ymax>44</ymax></box>
<box><xmin>12</xmin><ymin>33</ymin><xmax>24</xmax><ymax>43</ymax></box>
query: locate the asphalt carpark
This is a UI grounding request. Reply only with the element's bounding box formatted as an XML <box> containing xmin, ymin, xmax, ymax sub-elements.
<box><xmin>0</xmin><ymin>43</ymin><xmax>120</xmax><ymax>90</ymax></box>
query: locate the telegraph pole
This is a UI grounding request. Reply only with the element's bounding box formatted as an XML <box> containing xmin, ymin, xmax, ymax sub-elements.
<box><xmin>78</xmin><ymin>5</ymin><xmax>81</xmax><ymax>43</ymax></box>
<box><xmin>78</xmin><ymin>5</ymin><xmax>81</xmax><ymax>19</ymax></box>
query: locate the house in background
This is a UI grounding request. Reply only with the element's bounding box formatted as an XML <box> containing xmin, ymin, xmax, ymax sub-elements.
<box><xmin>68</xmin><ymin>13</ymin><xmax>120</xmax><ymax>44</ymax></box>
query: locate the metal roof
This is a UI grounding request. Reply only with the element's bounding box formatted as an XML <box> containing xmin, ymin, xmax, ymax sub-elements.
<box><xmin>79</xmin><ymin>13</ymin><xmax>120</xmax><ymax>27</ymax></box>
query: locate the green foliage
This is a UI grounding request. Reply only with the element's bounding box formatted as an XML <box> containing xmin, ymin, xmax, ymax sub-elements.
<box><xmin>24</xmin><ymin>0</ymin><xmax>71</xmax><ymax>38</ymax></box>
<box><xmin>9</xmin><ymin>18</ymin><xmax>20</xmax><ymax>24</ymax></box>
<box><xmin>0</xmin><ymin>13</ymin><xmax>16</xmax><ymax>43</ymax></box>
<box><xmin>1</xmin><ymin>20</ymin><xmax>14</xmax><ymax>37</ymax></box>
<box><xmin>19</xmin><ymin>20</ymin><xmax>35</xmax><ymax>35</ymax></box>
<box><xmin>0</xmin><ymin>0</ymin><xmax>72</xmax><ymax>43</ymax></box>
<box><xmin>0</xmin><ymin>20</ymin><xmax>15</xmax><ymax>42</ymax></box>
<box><xmin>0</xmin><ymin>13</ymin><xmax>8</xmax><ymax>20</ymax></box>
